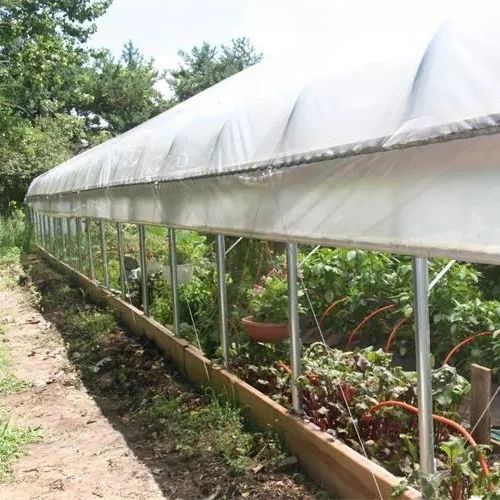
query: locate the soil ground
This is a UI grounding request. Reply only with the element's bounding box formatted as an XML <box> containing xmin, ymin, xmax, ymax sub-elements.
<box><xmin>0</xmin><ymin>258</ymin><xmax>332</xmax><ymax>500</ymax></box>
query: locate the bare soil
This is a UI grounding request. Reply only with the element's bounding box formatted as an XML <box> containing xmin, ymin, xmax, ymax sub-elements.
<box><xmin>0</xmin><ymin>258</ymin><xmax>331</xmax><ymax>499</ymax></box>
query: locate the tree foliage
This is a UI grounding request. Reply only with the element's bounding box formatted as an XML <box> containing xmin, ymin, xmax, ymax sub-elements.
<box><xmin>82</xmin><ymin>40</ymin><xmax>169</xmax><ymax>134</ymax></box>
<box><xmin>0</xmin><ymin>0</ymin><xmax>111</xmax><ymax>121</ymax></box>
<box><xmin>0</xmin><ymin>2</ymin><xmax>169</xmax><ymax>206</ymax></box>
<box><xmin>168</xmin><ymin>37</ymin><xmax>262</xmax><ymax>103</ymax></box>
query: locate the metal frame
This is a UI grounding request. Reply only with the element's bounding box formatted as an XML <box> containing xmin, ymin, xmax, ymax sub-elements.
<box><xmin>216</xmin><ymin>235</ymin><xmax>229</xmax><ymax>369</ymax></box>
<box><xmin>75</xmin><ymin>217</ymin><xmax>83</xmax><ymax>271</ymax></box>
<box><xmin>168</xmin><ymin>228</ymin><xmax>180</xmax><ymax>336</ymax></box>
<box><xmin>99</xmin><ymin>220</ymin><xmax>109</xmax><ymax>288</ymax></box>
<box><xmin>138</xmin><ymin>224</ymin><xmax>149</xmax><ymax>315</ymax></box>
<box><xmin>42</xmin><ymin>215</ymin><xmax>48</xmax><ymax>251</ymax></box>
<box><xmin>58</xmin><ymin>218</ymin><xmax>65</xmax><ymax>260</ymax></box>
<box><xmin>86</xmin><ymin>218</ymin><xmax>95</xmax><ymax>279</ymax></box>
<box><xmin>117</xmin><ymin>223</ymin><xmax>127</xmax><ymax>300</ymax></box>
<box><xmin>45</xmin><ymin>215</ymin><xmax>54</xmax><ymax>254</ymax></box>
<box><xmin>67</xmin><ymin>218</ymin><xmax>73</xmax><ymax>263</ymax></box>
<box><xmin>412</xmin><ymin>257</ymin><xmax>436</xmax><ymax>496</ymax></box>
<box><xmin>286</xmin><ymin>242</ymin><xmax>302</xmax><ymax>414</ymax></box>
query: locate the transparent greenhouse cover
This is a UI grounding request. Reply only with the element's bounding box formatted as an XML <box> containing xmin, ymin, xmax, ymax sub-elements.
<box><xmin>26</xmin><ymin>2</ymin><xmax>500</xmax><ymax>263</ymax></box>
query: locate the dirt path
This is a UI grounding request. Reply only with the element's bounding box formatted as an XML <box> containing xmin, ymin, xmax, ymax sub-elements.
<box><xmin>0</xmin><ymin>285</ymin><xmax>165</xmax><ymax>499</ymax></box>
<box><xmin>0</xmin><ymin>261</ymin><xmax>329</xmax><ymax>500</ymax></box>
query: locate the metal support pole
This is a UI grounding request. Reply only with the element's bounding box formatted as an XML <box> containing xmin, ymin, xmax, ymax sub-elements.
<box><xmin>86</xmin><ymin>218</ymin><xmax>95</xmax><ymax>279</ymax></box>
<box><xmin>41</xmin><ymin>213</ymin><xmax>46</xmax><ymax>248</ymax></box>
<box><xmin>53</xmin><ymin>218</ymin><xmax>59</xmax><ymax>258</ymax></box>
<box><xmin>47</xmin><ymin>216</ymin><xmax>53</xmax><ymax>254</ymax></box>
<box><xmin>46</xmin><ymin>216</ymin><xmax>51</xmax><ymax>252</ymax></box>
<box><xmin>57</xmin><ymin>218</ymin><xmax>63</xmax><ymax>259</ymax></box>
<box><xmin>117</xmin><ymin>223</ymin><xmax>127</xmax><ymax>300</ymax></box>
<box><xmin>75</xmin><ymin>217</ymin><xmax>82</xmax><ymax>271</ymax></box>
<box><xmin>30</xmin><ymin>208</ymin><xmax>37</xmax><ymax>246</ymax></box>
<box><xmin>59</xmin><ymin>218</ymin><xmax>65</xmax><ymax>260</ymax></box>
<box><xmin>66</xmin><ymin>218</ymin><xmax>73</xmax><ymax>264</ymax></box>
<box><xmin>99</xmin><ymin>220</ymin><xmax>109</xmax><ymax>288</ymax></box>
<box><xmin>286</xmin><ymin>242</ymin><xmax>302</xmax><ymax>413</ymax></box>
<box><xmin>168</xmin><ymin>228</ymin><xmax>180</xmax><ymax>336</ymax></box>
<box><xmin>35</xmin><ymin>212</ymin><xmax>41</xmax><ymax>247</ymax></box>
<box><xmin>138</xmin><ymin>224</ymin><xmax>149</xmax><ymax>315</ymax></box>
<box><xmin>216</xmin><ymin>234</ymin><xmax>229</xmax><ymax>369</ymax></box>
<box><xmin>41</xmin><ymin>216</ymin><xmax>47</xmax><ymax>250</ymax></box>
<box><xmin>412</xmin><ymin>257</ymin><xmax>437</xmax><ymax>498</ymax></box>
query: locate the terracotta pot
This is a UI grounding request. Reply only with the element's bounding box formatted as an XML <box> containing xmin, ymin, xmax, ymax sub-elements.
<box><xmin>242</xmin><ymin>316</ymin><xmax>288</xmax><ymax>342</ymax></box>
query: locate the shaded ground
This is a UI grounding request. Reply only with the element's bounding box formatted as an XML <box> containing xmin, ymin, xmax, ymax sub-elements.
<box><xmin>0</xmin><ymin>257</ymin><xmax>333</xmax><ymax>499</ymax></box>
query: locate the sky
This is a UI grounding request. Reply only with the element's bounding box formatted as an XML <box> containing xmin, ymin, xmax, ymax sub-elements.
<box><xmin>89</xmin><ymin>0</ymin><xmax>458</xmax><ymax>96</ymax></box>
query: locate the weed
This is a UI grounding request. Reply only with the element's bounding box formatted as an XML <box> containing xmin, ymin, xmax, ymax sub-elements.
<box><xmin>0</xmin><ymin>418</ymin><xmax>42</xmax><ymax>480</ymax></box>
<box><xmin>0</xmin><ymin>325</ymin><xmax>40</xmax><ymax>481</ymax></box>
<box><xmin>0</xmin><ymin>203</ymin><xmax>32</xmax><ymax>264</ymax></box>
<box><xmin>0</xmin><ymin>331</ymin><xmax>25</xmax><ymax>395</ymax></box>
<box><xmin>146</xmin><ymin>390</ymin><xmax>286</xmax><ymax>474</ymax></box>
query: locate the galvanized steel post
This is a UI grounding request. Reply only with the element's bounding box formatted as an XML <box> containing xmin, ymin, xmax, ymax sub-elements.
<box><xmin>30</xmin><ymin>208</ymin><xmax>37</xmax><ymax>246</ymax></box>
<box><xmin>286</xmin><ymin>242</ymin><xmax>302</xmax><ymax>413</ymax></box>
<box><xmin>99</xmin><ymin>220</ymin><xmax>109</xmax><ymax>288</ymax></box>
<box><xmin>86</xmin><ymin>219</ymin><xmax>95</xmax><ymax>279</ymax></box>
<box><xmin>47</xmin><ymin>216</ymin><xmax>54</xmax><ymax>254</ymax></box>
<box><xmin>75</xmin><ymin>217</ymin><xmax>83</xmax><ymax>271</ymax></box>
<box><xmin>117</xmin><ymin>223</ymin><xmax>127</xmax><ymax>300</ymax></box>
<box><xmin>59</xmin><ymin>218</ymin><xmax>65</xmax><ymax>260</ymax></box>
<box><xmin>42</xmin><ymin>215</ymin><xmax>48</xmax><ymax>250</ymax></box>
<box><xmin>216</xmin><ymin>234</ymin><xmax>229</xmax><ymax>369</ymax></box>
<box><xmin>52</xmin><ymin>217</ymin><xmax>57</xmax><ymax>255</ymax></box>
<box><xmin>138</xmin><ymin>224</ymin><xmax>149</xmax><ymax>315</ymax></box>
<box><xmin>168</xmin><ymin>228</ymin><xmax>180</xmax><ymax>336</ymax></box>
<box><xmin>36</xmin><ymin>212</ymin><xmax>42</xmax><ymax>247</ymax></box>
<box><xmin>412</xmin><ymin>257</ymin><xmax>436</xmax><ymax>497</ymax></box>
<box><xmin>66</xmin><ymin>218</ymin><xmax>73</xmax><ymax>263</ymax></box>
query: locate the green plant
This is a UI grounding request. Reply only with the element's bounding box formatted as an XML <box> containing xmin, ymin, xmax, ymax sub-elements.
<box><xmin>393</xmin><ymin>436</ymin><xmax>500</xmax><ymax>499</ymax></box>
<box><xmin>0</xmin><ymin>203</ymin><xmax>32</xmax><ymax>266</ymax></box>
<box><xmin>246</xmin><ymin>265</ymin><xmax>305</xmax><ymax>324</ymax></box>
<box><xmin>0</xmin><ymin>418</ymin><xmax>42</xmax><ymax>480</ymax></box>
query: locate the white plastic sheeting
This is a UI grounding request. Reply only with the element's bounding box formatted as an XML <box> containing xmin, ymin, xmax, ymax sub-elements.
<box><xmin>25</xmin><ymin>3</ymin><xmax>500</xmax><ymax>263</ymax></box>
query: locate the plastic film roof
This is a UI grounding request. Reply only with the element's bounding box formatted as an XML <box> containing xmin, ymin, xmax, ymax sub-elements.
<box><xmin>26</xmin><ymin>2</ymin><xmax>500</xmax><ymax>263</ymax></box>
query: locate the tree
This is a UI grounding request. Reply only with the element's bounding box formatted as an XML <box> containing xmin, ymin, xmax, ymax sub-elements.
<box><xmin>0</xmin><ymin>113</ymin><xmax>111</xmax><ymax>205</ymax></box>
<box><xmin>168</xmin><ymin>37</ymin><xmax>262</xmax><ymax>103</ymax></box>
<box><xmin>0</xmin><ymin>0</ymin><xmax>111</xmax><ymax>207</ymax></box>
<box><xmin>82</xmin><ymin>40</ymin><xmax>169</xmax><ymax>134</ymax></box>
<box><xmin>0</xmin><ymin>0</ymin><xmax>111</xmax><ymax>122</ymax></box>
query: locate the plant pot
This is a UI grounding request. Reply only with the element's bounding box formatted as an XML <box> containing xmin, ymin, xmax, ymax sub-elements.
<box><xmin>242</xmin><ymin>316</ymin><xmax>288</xmax><ymax>343</ymax></box>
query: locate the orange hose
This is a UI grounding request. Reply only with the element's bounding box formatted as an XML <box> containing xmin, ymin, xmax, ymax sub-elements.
<box><xmin>276</xmin><ymin>361</ymin><xmax>292</xmax><ymax>374</ymax></box>
<box><xmin>384</xmin><ymin>316</ymin><xmax>411</xmax><ymax>352</ymax></box>
<box><xmin>369</xmin><ymin>400</ymin><xmax>490</xmax><ymax>477</ymax></box>
<box><xmin>443</xmin><ymin>331</ymin><xmax>493</xmax><ymax>366</ymax></box>
<box><xmin>318</xmin><ymin>297</ymin><xmax>348</xmax><ymax>330</ymax></box>
<box><xmin>346</xmin><ymin>304</ymin><xmax>396</xmax><ymax>350</ymax></box>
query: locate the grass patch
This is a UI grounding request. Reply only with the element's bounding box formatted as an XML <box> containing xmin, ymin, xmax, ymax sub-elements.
<box><xmin>147</xmin><ymin>390</ymin><xmax>286</xmax><ymax>474</ymax></box>
<box><xmin>0</xmin><ymin>326</ymin><xmax>25</xmax><ymax>395</ymax></box>
<box><xmin>0</xmin><ymin>327</ymin><xmax>41</xmax><ymax>480</ymax></box>
<box><xmin>0</xmin><ymin>419</ymin><xmax>42</xmax><ymax>480</ymax></box>
<box><xmin>0</xmin><ymin>204</ymin><xmax>33</xmax><ymax>288</ymax></box>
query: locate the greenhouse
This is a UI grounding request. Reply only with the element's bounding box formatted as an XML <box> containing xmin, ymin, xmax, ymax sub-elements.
<box><xmin>25</xmin><ymin>3</ymin><xmax>500</xmax><ymax>499</ymax></box>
